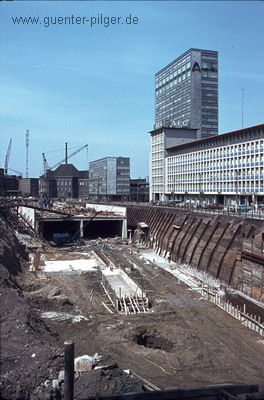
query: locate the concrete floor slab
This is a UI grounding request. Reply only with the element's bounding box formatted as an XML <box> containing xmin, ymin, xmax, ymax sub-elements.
<box><xmin>43</xmin><ymin>258</ymin><xmax>98</xmax><ymax>273</ymax></box>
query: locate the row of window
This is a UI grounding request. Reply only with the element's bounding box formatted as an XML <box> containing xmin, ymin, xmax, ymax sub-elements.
<box><xmin>155</xmin><ymin>83</ymin><xmax>191</xmax><ymax>109</ymax></box>
<box><xmin>166</xmin><ymin>187</ymin><xmax>264</xmax><ymax>194</ymax></box>
<box><xmin>167</xmin><ymin>141</ymin><xmax>264</xmax><ymax>163</ymax></box>
<box><xmin>167</xmin><ymin>164</ymin><xmax>264</xmax><ymax>175</ymax></box>
<box><xmin>155</xmin><ymin>51</ymin><xmax>217</xmax><ymax>87</ymax></box>
<box><xmin>156</xmin><ymin>91</ymin><xmax>191</xmax><ymax>110</ymax></box>
<box><xmin>201</xmin><ymin>70</ymin><xmax>217</xmax><ymax>79</ymax></box>
<box><xmin>168</xmin><ymin>154</ymin><xmax>264</xmax><ymax>166</ymax></box>
<box><xmin>171</xmin><ymin>133</ymin><xmax>263</xmax><ymax>156</ymax></box>
<box><xmin>168</xmin><ymin>167</ymin><xmax>264</xmax><ymax>176</ymax></box>
<box><xmin>156</xmin><ymin>71</ymin><xmax>191</xmax><ymax>94</ymax></box>
<box><xmin>168</xmin><ymin>176</ymin><xmax>264</xmax><ymax>183</ymax></box>
<box><xmin>155</xmin><ymin>55</ymin><xmax>191</xmax><ymax>83</ymax></box>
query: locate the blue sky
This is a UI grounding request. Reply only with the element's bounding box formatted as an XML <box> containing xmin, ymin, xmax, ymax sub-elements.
<box><xmin>1</xmin><ymin>1</ymin><xmax>264</xmax><ymax>178</ymax></box>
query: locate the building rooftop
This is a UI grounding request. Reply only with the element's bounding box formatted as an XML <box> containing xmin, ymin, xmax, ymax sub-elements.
<box><xmin>166</xmin><ymin>124</ymin><xmax>264</xmax><ymax>153</ymax></box>
<box><xmin>54</xmin><ymin>164</ymin><xmax>80</xmax><ymax>178</ymax></box>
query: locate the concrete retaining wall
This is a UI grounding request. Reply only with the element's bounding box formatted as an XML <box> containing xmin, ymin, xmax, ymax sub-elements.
<box><xmin>127</xmin><ymin>206</ymin><xmax>264</xmax><ymax>290</ymax></box>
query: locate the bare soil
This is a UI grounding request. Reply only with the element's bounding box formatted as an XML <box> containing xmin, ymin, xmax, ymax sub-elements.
<box><xmin>1</xmin><ymin>218</ymin><xmax>264</xmax><ymax>399</ymax></box>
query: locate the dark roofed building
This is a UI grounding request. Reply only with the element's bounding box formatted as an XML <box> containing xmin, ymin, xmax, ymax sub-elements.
<box><xmin>55</xmin><ymin>164</ymin><xmax>80</xmax><ymax>178</ymax></box>
<box><xmin>54</xmin><ymin>164</ymin><xmax>79</xmax><ymax>199</ymax></box>
<box><xmin>39</xmin><ymin>164</ymin><xmax>89</xmax><ymax>199</ymax></box>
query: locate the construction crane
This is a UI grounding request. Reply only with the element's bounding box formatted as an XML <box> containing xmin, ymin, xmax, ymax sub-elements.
<box><xmin>8</xmin><ymin>168</ymin><xmax>23</xmax><ymax>177</ymax></box>
<box><xmin>4</xmin><ymin>138</ymin><xmax>12</xmax><ymax>174</ymax></box>
<box><xmin>43</xmin><ymin>144</ymin><xmax>88</xmax><ymax>171</ymax></box>
<box><xmin>42</xmin><ymin>153</ymin><xmax>50</xmax><ymax>173</ymax></box>
<box><xmin>4</xmin><ymin>138</ymin><xmax>23</xmax><ymax>176</ymax></box>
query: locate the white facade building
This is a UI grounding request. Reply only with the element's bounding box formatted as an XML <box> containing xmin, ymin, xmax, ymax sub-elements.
<box><xmin>150</xmin><ymin>124</ymin><xmax>264</xmax><ymax>206</ymax></box>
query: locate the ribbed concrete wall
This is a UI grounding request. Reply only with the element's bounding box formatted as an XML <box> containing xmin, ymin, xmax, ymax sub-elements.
<box><xmin>127</xmin><ymin>206</ymin><xmax>264</xmax><ymax>288</ymax></box>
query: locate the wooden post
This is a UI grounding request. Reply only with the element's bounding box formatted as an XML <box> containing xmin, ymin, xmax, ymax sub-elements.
<box><xmin>64</xmin><ymin>340</ymin><xmax>74</xmax><ymax>400</ymax></box>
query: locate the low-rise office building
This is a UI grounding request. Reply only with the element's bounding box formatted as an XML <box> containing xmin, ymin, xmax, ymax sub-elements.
<box><xmin>130</xmin><ymin>178</ymin><xmax>149</xmax><ymax>202</ymax></box>
<box><xmin>89</xmin><ymin>157</ymin><xmax>130</xmax><ymax>202</ymax></box>
<box><xmin>150</xmin><ymin>124</ymin><xmax>264</xmax><ymax>206</ymax></box>
<box><xmin>19</xmin><ymin>178</ymin><xmax>39</xmax><ymax>197</ymax></box>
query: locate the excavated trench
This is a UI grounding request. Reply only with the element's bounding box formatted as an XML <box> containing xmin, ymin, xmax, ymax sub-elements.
<box><xmin>1</xmin><ymin>204</ymin><xmax>264</xmax><ymax>400</ymax></box>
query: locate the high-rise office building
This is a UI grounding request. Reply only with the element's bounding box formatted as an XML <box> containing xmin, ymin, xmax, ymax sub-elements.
<box><xmin>155</xmin><ymin>48</ymin><xmax>218</xmax><ymax>138</ymax></box>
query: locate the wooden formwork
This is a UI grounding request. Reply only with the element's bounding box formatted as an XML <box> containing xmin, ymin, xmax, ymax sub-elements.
<box><xmin>101</xmin><ymin>268</ymin><xmax>149</xmax><ymax>314</ymax></box>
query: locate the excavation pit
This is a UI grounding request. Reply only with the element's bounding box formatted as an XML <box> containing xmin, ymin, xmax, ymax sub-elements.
<box><xmin>133</xmin><ymin>328</ymin><xmax>174</xmax><ymax>352</ymax></box>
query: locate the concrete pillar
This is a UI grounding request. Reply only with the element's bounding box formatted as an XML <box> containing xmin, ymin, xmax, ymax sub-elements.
<box><xmin>79</xmin><ymin>220</ymin><xmax>84</xmax><ymax>238</ymax></box>
<box><xmin>122</xmin><ymin>218</ymin><xmax>127</xmax><ymax>239</ymax></box>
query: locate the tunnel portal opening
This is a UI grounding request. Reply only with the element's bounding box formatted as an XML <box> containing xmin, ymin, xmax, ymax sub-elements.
<box><xmin>83</xmin><ymin>220</ymin><xmax>123</xmax><ymax>239</ymax></box>
<box><xmin>39</xmin><ymin>220</ymin><xmax>80</xmax><ymax>241</ymax></box>
<box><xmin>39</xmin><ymin>218</ymin><xmax>124</xmax><ymax>241</ymax></box>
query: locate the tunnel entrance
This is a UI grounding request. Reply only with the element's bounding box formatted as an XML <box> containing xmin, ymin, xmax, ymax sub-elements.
<box><xmin>83</xmin><ymin>220</ymin><xmax>123</xmax><ymax>239</ymax></box>
<box><xmin>39</xmin><ymin>220</ymin><xmax>80</xmax><ymax>241</ymax></box>
<box><xmin>38</xmin><ymin>218</ymin><xmax>125</xmax><ymax>241</ymax></box>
